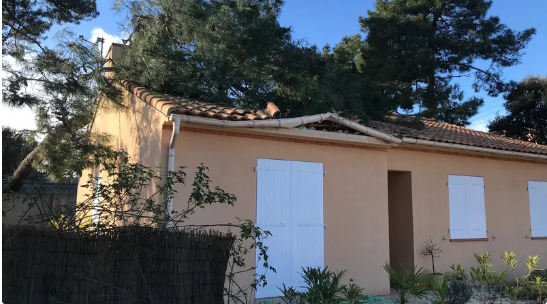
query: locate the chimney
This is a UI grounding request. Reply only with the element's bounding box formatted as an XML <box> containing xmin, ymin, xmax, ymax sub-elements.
<box><xmin>104</xmin><ymin>43</ymin><xmax>125</xmax><ymax>78</ymax></box>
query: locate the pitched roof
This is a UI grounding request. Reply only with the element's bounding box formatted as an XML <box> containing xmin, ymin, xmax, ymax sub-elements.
<box><xmin>122</xmin><ymin>81</ymin><xmax>547</xmax><ymax>156</ymax></box>
<box><xmin>367</xmin><ymin>119</ymin><xmax>547</xmax><ymax>156</ymax></box>
<box><xmin>123</xmin><ymin>81</ymin><xmax>280</xmax><ymax>121</ymax></box>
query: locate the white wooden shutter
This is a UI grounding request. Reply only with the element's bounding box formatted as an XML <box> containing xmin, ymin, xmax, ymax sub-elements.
<box><xmin>466</xmin><ymin>176</ymin><xmax>487</xmax><ymax>239</ymax></box>
<box><xmin>448</xmin><ymin>175</ymin><xmax>487</xmax><ymax>239</ymax></box>
<box><xmin>290</xmin><ymin>161</ymin><xmax>324</xmax><ymax>290</ymax></box>
<box><xmin>528</xmin><ymin>181</ymin><xmax>547</xmax><ymax>237</ymax></box>
<box><xmin>92</xmin><ymin>176</ymin><xmax>102</xmax><ymax>224</ymax></box>
<box><xmin>255</xmin><ymin>159</ymin><xmax>292</xmax><ymax>298</ymax></box>
<box><xmin>448</xmin><ymin>175</ymin><xmax>469</xmax><ymax>239</ymax></box>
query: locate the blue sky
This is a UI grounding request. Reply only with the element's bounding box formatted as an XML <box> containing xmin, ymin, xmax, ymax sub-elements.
<box><xmin>3</xmin><ymin>0</ymin><xmax>546</xmax><ymax>131</ymax></box>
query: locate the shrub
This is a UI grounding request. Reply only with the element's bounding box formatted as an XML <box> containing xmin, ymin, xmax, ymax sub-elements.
<box><xmin>446</xmin><ymin>279</ymin><xmax>473</xmax><ymax>304</ymax></box>
<box><xmin>470</xmin><ymin>252</ymin><xmax>508</xmax><ymax>304</ymax></box>
<box><xmin>383</xmin><ymin>263</ymin><xmax>430</xmax><ymax>304</ymax></box>
<box><xmin>279</xmin><ymin>266</ymin><xmax>350</xmax><ymax>304</ymax></box>
<box><xmin>431</xmin><ymin>276</ymin><xmax>450</xmax><ymax>304</ymax></box>
<box><xmin>447</xmin><ymin>264</ymin><xmax>468</xmax><ymax>282</ymax></box>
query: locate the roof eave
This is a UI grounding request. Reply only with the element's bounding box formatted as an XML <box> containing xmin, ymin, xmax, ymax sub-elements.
<box><xmin>402</xmin><ymin>137</ymin><xmax>547</xmax><ymax>161</ymax></box>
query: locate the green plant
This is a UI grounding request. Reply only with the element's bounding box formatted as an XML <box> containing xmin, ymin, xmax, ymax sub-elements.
<box><xmin>383</xmin><ymin>263</ymin><xmax>430</xmax><ymax>304</ymax></box>
<box><xmin>420</xmin><ymin>239</ymin><xmax>443</xmax><ymax>274</ymax></box>
<box><xmin>300</xmin><ymin>267</ymin><xmax>347</xmax><ymax>304</ymax></box>
<box><xmin>448</xmin><ymin>264</ymin><xmax>468</xmax><ymax>282</ymax></box>
<box><xmin>279</xmin><ymin>267</ymin><xmax>366</xmax><ymax>304</ymax></box>
<box><xmin>470</xmin><ymin>252</ymin><xmax>508</xmax><ymax>304</ymax></box>
<box><xmin>279</xmin><ymin>284</ymin><xmax>306</xmax><ymax>304</ymax></box>
<box><xmin>446</xmin><ymin>279</ymin><xmax>473</xmax><ymax>304</ymax></box>
<box><xmin>342</xmin><ymin>280</ymin><xmax>364</xmax><ymax>304</ymax></box>
<box><xmin>502</xmin><ymin>253</ymin><xmax>547</xmax><ymax>304</ymax></box>
<box><xmin>431</xmin><ymin>276</ymin><xmax>450</xmax><ymax>304</ymax></box>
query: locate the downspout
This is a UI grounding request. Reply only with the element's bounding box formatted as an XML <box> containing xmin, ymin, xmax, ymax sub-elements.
<box><xmin>166</xmin><ymin>115</ymin><xmax>181</xmax><ymax>228</ymax></box>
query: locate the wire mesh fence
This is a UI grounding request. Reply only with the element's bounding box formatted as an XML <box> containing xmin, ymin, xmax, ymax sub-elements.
<box><xmin>3</xmin><ymin>226</ymin><xmax>235</xmax><ymax>304</ymax></box>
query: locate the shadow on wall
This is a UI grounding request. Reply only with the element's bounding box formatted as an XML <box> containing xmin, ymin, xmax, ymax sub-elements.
<box><xmin>2</xmin><ymin>182</ymin><xmax>78</xmax><ymax>227</ymax></box>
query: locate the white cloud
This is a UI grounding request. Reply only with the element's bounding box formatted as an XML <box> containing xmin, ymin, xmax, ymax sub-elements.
<box><xmin>90</xmin><ymin>28</ymin><xmax>122</xmax><ymax>57</ymax></box>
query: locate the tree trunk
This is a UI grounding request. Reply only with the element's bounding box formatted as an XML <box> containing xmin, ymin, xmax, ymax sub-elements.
<box><xmin>7</xmin><ymin>144</ymin><xmax>41</xmax><ymax>191</ymax></box>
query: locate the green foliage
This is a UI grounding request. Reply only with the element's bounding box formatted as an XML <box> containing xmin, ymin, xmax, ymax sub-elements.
<box><xmin>279</xmin><ymin>267</ymin><xmax>365</xmax><ymax>304</ymax></box>
<box><xmin>447</xmin><ymin>279</ymin><xmax>473</xmax><ymax>304</ymax></box>
<box><xmin>383</xmin><ymin>263</ymin><xmax>430</xmax><ymax>304</ymax></box>
<box><xmin>503</xmin><ymin>254</ymin><xmax>547</xmax><ymax>304</ymax></box>
<box><xmin>342</xmin><ymin>281</ymin><xmax>365</xmax><ymax>304</ymax></box>
<box><xmin>447</xmin><ymin>264</ymin><xmax>468</xmax><ymax>282</ymax></box>
<box><xmin>114</xmin><ymin>0</ymin><xmax>409</xmax><ymax>122</ymax></box>
<box><xmin>2</xmin><ymin>0</ymin><xmax>99</xmax><ymax>56</ymax></box>
<box><xmin>300</xmin><ymin>267</ymin><xmax>346</xmax><ymax>304</ymax></box>
<box><xmin>470</xmin><ymin>253</ymin><xmax>508</xmax><ymax>304</ymax></box>
<box><xmin>1</xmin><ymin>127</ymin><xmax>42</xmax><ymax>181</ymax></box>
<box><xmin>2</xmin><ymin>0</ymin><xmax>123</xmax><ymax>190</ymax></box>
<box><xmin>359</xmin><ymin>0</ymin><xmax>536</xmax><ymax>125</ymax></box>
<box><xmin>488</xmin><ymin>76</ymin><xmax>547</xmax><ymax>145</ymax></box>
<box><xmin>431</xmin><ymin>276</ymin><xmax>450</xmax><ymax>304</ymax></box>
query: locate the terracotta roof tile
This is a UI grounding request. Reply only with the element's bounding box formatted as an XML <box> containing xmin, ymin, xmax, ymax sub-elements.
<box><xmin>122</xmin><ymin>80</ymin><xmax>547</xmax><ymax>156</ymax></box>
<box><xmin>367</xmin><ymin>119</ymin><xmax>547</xmax><ymax>156</ymax></box>
<box><xmin>122</xmin><ymin>80</ymin><xmax>278</xmax><ymax>121</ymax></box>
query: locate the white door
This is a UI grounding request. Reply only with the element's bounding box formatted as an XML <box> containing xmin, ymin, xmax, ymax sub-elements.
<box><xmin>255</xmin><ymin>159</ymin><xmax>324</xmax><ymax>298</ymax></box>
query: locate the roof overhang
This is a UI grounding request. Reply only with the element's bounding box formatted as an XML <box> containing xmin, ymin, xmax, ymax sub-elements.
<box><xmin>167</xmin><ymin>113</ymin><xmax>547</xmax><ymax>162</ymax></box>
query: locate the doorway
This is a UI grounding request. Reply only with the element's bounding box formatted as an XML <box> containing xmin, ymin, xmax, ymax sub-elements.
<box><xmin>388</xmin><ymin>171</ymin><xmax>415</xmax><ymax>271</ymax></box>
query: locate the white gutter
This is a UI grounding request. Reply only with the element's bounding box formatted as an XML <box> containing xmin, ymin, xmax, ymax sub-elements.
<box><xmin>166</xmin><ymin>115</ymin><xmax>181</xmax><ymax>228</ymax></box>
<box><xmin>174</xmin><ymin>112</ymin><xmax>403</xmax><ymax>144</ymax></box>
<box><xmin>402</xmin><ymin>137</ymin><xmax>547</xmax><ymax>160</ymax></box>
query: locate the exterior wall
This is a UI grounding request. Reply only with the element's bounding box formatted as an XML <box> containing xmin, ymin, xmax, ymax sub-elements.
<box><xmin>3</xmin><ymin>183</ymin><xmax>78</xmax><ymax>226</ymax></box>
<box><xmin>76</xmin><ymin>89</ymin><xmax>168</xmax><ymax>213</ymax></box>
<box><xmin>169</xmin><ymin>128</ymin><xmax>392</xmax><ymax>296</ymax></box>
<box><xmin>388</xmin><ymin>148</ymin><xmax>547</xmax><ymax>276</ymax></box>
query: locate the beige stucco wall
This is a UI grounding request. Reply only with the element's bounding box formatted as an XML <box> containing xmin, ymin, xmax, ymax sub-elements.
<box><xmin>169</xmin><ymin>128</ymin><xmax>392</xmax><ymax>296</ymax></box>
<box><xmin>388</xmin><ymin>148</ymin><xmax>547</xmax><ymax>276</ymax></box>
<box><xmin>76</xmin><ymin>89</ymin><xmax>168</xmax><ymax>213</ymax></box>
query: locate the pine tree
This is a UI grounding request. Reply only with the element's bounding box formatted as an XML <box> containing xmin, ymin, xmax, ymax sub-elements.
<box><xmin>114</xmin><ymin>0</ymin><xmax>402</xmax><ymax>121</ymax></box>
<box><xmin>359</xmin><ymin>0</ymin><xmax>536</xmax><ymax>125</ymax></box>
<box><xmin>2</xmin><ymin>0</ymin><xmax>121</xmax><ymax>191</ymax></box>
<box><xmin>488</xmin><ymin>76</ymin><xmax>547</xmax><ymax>145</ymax></box>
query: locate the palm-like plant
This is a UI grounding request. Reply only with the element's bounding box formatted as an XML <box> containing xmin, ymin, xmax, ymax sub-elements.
<box><xmin>384</xmin><ymin>263</ymin><xmax>431</xmax><ymax>304</ymax></box>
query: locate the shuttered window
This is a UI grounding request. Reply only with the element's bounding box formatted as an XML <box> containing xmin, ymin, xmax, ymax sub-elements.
<box><xmin>528</xmin><ymin>181</ymin><xmax>547</xmax><ymax>238</ymax></box>
<box><xmin>92</xmin><ymin>176</ymin><xmax>101</xmax><ymax>224</ymax></box>
<box><xmin>448</xmin><ymin>175</ymin><xmax>487</xmax><ymax>239</ymax></box>
<box><xmin>255</xmin><ymin>159</ymin><xmax>324</xmax><ymax>298</ymax></box>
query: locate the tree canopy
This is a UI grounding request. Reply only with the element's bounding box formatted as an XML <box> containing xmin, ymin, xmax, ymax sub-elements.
<box><xmin>488</xmin><ymin>76</ymin><xmax>547</xmax><ymax>145</ymax></box>
<box><xmin>2</xmin><ymin>0</ymin><xmax>122</xmax><ymax>191</ymax></box>
<box><xmin>114</xmin><ymin>0</ymin><xmax>404</xmax><ymax>121</ymax></box>
<box><xmin>359</xmin><ymin>0</ymin><xmax>536</xmax><ymax>126</ymax></box>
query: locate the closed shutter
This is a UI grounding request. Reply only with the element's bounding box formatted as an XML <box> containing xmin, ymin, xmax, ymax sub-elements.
<box><xmin>255</xmin><ymin>159</ymin><xmax>324</xmax><ymax>298</ymax></box>
<box><xmin>448</xmin><ymin>175</ymin><xmax>469</xmax><ymax>239</ymax></box>
<box><xmin>466</xmin><ymin>176</ymin><xmax>487</xmax><ymax>239</ymax></box>
<box><xmin>529</xmin><ymin>181</ymin><xmax>547</xmax><ymax>237</ymax></box>
<box><xmin>448</xmin><ymin>175</ymin><xmax>487</xmax><ymax>239</ymax></box>
<box><xmin>290</xmin><ymin>161</ymin><xmax>324</xmax><ymax>290</ymax></box>
<box><xmin>92</xmin><ymin>176</ymin><xmax>102</xmax><ymax>224</ymax></box>
<box><xmin>256</xmin><ymin>159</ymin><xmax>292</xmax><ymax>299</ymax></box>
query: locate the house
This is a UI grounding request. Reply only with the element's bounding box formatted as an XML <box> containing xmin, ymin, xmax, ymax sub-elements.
<box><xmin>79</xmin><ymin>43</ymin><xmax>547</xmax><ymax>299</ymax></box>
